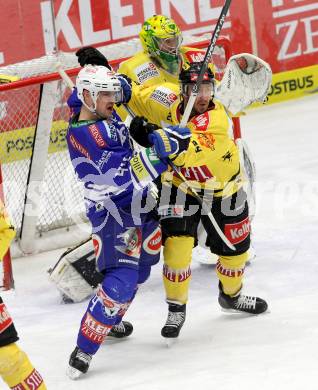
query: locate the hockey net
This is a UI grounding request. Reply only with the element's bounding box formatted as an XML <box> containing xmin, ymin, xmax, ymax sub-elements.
<box><xmin>0</xmin><ymin>35</ymin><xmax>235</xmax><ymax>289</ymax></box>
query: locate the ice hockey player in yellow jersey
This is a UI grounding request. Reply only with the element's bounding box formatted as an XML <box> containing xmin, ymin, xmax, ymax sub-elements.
<box><xmin>116</xmin><ymin>14</ymin><xmax>214</xmax><ymax>120</ymax></box>
<box><xmin>128</xmin><ymin>61</ymin><xmax>269</xmax><ymax>338</ymax></box>
<box><xmin>0</xmin><ymin>200</ymin><xmax>46</xmax><ymax>389</ymax></box>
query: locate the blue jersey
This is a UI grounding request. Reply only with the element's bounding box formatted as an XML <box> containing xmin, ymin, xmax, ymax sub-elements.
<box><xmin>66</xmin><ymin>112</ymin><xmax>167</xmax><ymax>224</ymax></box>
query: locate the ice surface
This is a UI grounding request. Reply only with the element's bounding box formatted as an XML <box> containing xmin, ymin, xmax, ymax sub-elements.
<box><xmin>2</xmin><ymin>95</ymin><xmax>318</xmax><ymax>389</ymax></box>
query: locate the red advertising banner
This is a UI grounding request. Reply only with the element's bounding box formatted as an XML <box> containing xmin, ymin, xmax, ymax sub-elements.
<box><xmin>0</xmin><ymin>0</ymin><xmax>317</xmax><ymax>74</ymax></box>
<box><xmin>252</xmin><ymin>0</ymin><xmax>318</xmax><ymax>73</ymax></box>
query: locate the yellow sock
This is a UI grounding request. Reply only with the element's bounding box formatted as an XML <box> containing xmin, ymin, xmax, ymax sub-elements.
<box><xmin>0</xmin><ymin>343</ymin><xmax>46</xmax><ymax>389</ymax></box>
<box><xmin>216</xmin><ymin>252</ymin><xmax>248</xmax><ymax>296</ymax></box>
<box><xmin>163</xmin><ymin>236</ymin><xmax>194</xmax><ymax>304</ymax></box>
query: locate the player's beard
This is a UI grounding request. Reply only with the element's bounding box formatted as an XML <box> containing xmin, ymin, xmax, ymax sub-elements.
<box><xmin>96</xmin><ymin>103</ymin><xmax>114</xmax><ymax>120</ymax></box>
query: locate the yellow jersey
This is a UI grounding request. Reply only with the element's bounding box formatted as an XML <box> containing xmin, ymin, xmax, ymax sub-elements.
<box><xmin>130</xmin><ymin>82</ymin><xmax>241</xmax><ymax>197</ymax></box>
<box><xmin>0</xmin><ymin>200</ymin><xmax>15</xmax><ymax>260</ymax></box>
<box><xmin>116</xmin><ymin>46</ymin><xmax>211</xmax><ymax>120</ymax></box>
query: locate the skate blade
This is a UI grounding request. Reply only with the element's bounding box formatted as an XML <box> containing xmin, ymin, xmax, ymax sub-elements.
<box><xmin>164</xmin><ymin>337</ymin><xmax>178</xmax><ymax>348</ymax></box>
<box><xmin>66</xmin><ymin>366</ymin><xmax>83</xmax><ymax>380</ymax></box>
<box><xmin>220</xmin><ymin>308</ymin><xmax>271</xmax><ymax>316</ymax></box>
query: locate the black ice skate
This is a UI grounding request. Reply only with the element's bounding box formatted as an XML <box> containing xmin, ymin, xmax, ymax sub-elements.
<box><xmin>108</xmin><ymin>321</ymin><xmax>133</xmax><ymax>338</ymax></box>
<box><xmin>218</xmin><ymin>283</ymin><xmax>268</xmax><ymax>314</ymax></box>
<box><xmin>67</xmin><ymin>347</ymin><xmax>92</xmax><ymax>379</ymax></box>
<box><xmin>161</xmin><ymin>303</ymin><xmax>186</xmax><ymax>338</ymax></box>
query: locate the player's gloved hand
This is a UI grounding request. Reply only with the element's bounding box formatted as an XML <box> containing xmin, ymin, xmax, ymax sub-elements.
<box><xmin>116</xmin><ymin>74</ymin><xmax>132</xmax><ymax>103</ymax></box>
<box><xmin>76</xmin><ymin>46</ymin><xmax>111</xmax><ymax>69</ymax></box>
<box><xmin>149</xmin><ymin>126</ymin><xmax>191</xmax><ymax>159</ymax></box>
<box><xmin>129</xmin><ymin>116</ymin><xmax>159</xmax><ymax>147</ymax></box>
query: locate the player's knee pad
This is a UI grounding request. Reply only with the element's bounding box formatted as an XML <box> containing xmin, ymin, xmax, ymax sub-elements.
<box><xmin>77</xmin><ymin>268</ymin><xmax>139</xmax><ymax>353</ymax></box>
<box><xmin>216</xmin><ymin>252</ymin><xmax>248</xmax><ymax>296</ymax></box>
<box><xmin>138</xmin><ymin>264</ymin><xmax>152</xmax><ymax>285</ymax></box>
<box><xmin>163</xmin><ymin>236</ymin><xmax>194</xmax><ymax>305</ymax></box>
<box><xmin>101</xmin><ymin>267</ymin><xmax>139</xmax><ymax>303</ymax></box>
<box><xmin>0</xmin><ymin>343</ymin><xmax>46</xmax><ymax>389</ymax></box>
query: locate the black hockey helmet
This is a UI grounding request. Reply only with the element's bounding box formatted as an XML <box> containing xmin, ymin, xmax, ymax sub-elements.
<box><xmin>179</xmin><ymin>62</ymin><xmax>214</xmax><ymax>83</ymax></box>
<box><xmin>179</xmin><ymin>62</ymin><xmax>214</xmax><ymax>95</ymax></box>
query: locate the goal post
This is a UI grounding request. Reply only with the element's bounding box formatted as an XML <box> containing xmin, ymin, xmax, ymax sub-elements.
<box><xmin>0</xmin><ymin>35</ymin><xmax>241</xmax><ymax>287</ymax></box>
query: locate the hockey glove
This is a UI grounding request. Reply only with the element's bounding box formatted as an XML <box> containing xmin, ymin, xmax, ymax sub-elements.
<box><xmin>117</xmin><ymin>74</ymin><xmax>132</xmax><ymax>103</ymax></box>
<box><xmin>76</xmin><ymin>46</ymin><xmax>111</xmax><ymax>69</ymax></box>
<box><xmin>149</xmin><ymin>126</ymin><xmax>191</xmax><ymax>159</ymax></box>
<box><xmin>129</xmin><ymin>116</ymin><xmax>159</xmax><ymax>147</ymax></box>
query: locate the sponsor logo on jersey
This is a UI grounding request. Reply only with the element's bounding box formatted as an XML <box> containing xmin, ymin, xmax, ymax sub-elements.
<box><xmin>115</xmin><ymin>227</ymin><xmax>142</xmax><ymax>259</ymax></box>
<box><xmin>81</xmin><ymin>312</ymin><xmax>111</xmax><ymax>344</ymax></box>
<box><xmin>69</xmin><ymin>134</ymin><xmax>91</xmax><ymax>159</ymax></box>
<box><xmin>12</xmin><ymin>370</ymin><xmax>44</xmax><ymax>390</ymax></box>
<box><xmin>216</xmin><ymin>260</ymin><xmax>245</xmax><ymax>278</ymax></box>
<box><xmin>135</xmin><ymin>62</ymin><xmax>160</xmax><ymax>83</ymax></box>
<box><xmin>105</xmin><ymin>122</ymin><xmax>118</xmax><ymax>141</ymax></box>
<box><xmin>174</xmin><ymin>165</ymin><xmax>213</xmax><ymax>183</ymax></box>
<box><xmin>92</xmin><ymin>234</ymin><xmax>102</xmax><ymax>260</ymax></box>
<box><xmin>184</xmin><ymin>50</ymin><xmax>205</xmax><ymax>63</ymax></box>
<box><xmin>191</xmin><ymin>112</ymin><xmax>210</xmax><ymax>131</ymax></box>
<box><xmin>97</xmin><ymin>150</ymin><xmax>112</xmax><ymax>169</ymax></box>
<box><xmin>163</xmin><ymin>264</ymin><xmax>191</xmax><ymax>282</ymax></box>
<box><xmin>150</xmin><ymin>86</ymin><xmax>178</xmax><ymax>108</ymax></box>
<box><xmin>224</xmin><ymin>217</ymin><xmax>250</xmax><ymax>245</ymax></box>
<box><xmin>0</xmin><ymin>303</ymin><xmax>13</xmax><ymax>333</ymax></box>
<box><xmin>88</xmin><ymin>124</ymin><xmax>107</xmax><ymax>147</ymax></box>
<box><xmin>197</xmin><ymin>133</ymin><xmax>216</xmax><ymax>150</ymax></box>
<box><xmin>130</xmin><ymin>155</ymin><xmax>148</xmax><ymax>182</ymax></box>
<box><xmin>158</xmin><ymin>205</ymin><xmax>184</xmax><ymax>219</ymax></box>
<box><xmin>143</xmin><ymin>226</ymin><xmax>162</xmax><ymax>254</ymax></box>
<box><xmin>222</xmin><ymin>150</ymin><xmax>233</xmax><ymax>162</ymax></box>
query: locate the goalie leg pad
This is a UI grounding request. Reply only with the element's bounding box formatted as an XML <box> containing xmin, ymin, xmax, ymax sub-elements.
<box><xmin>48</xmin><ymin>256</ymin><xmax>97</xmax><ymax>303</ymax></box>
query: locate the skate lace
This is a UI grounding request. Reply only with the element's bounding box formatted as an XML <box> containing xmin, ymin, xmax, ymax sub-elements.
<box><xmin>76</xmin><ymin>350</ymin><xmax>92</xmax><ymax>365</ymax></box>
<box><xmin>166</xmin><ymin>311</ymin><xmax>185</xmax><ymax>327</ymax></box>
<box><xmin>112</xmin><ymin>322</ymin><xmax>125</xmax><ymax>333</ymax></box>
<box><xmin>235</xmin><ymin>295</ymin><xmax>256</xmax><ymax>310</ymax></box>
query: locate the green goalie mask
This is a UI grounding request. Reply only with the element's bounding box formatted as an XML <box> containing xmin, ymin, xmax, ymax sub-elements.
<box><xmin>139</xmin><ymin>15</ymin><xmax>182</xmax><ymax>75</ymax></box>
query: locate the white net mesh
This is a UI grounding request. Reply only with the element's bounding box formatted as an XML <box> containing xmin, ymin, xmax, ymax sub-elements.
<box><xmin>0</xmin><ymin>34</ymin><xmax>214</xmax><ymax>80</ymax></box>
<box><xmin>0</xmin><ymin>35</ymin><xmax>229</xmax><ymax>237</ymax></box>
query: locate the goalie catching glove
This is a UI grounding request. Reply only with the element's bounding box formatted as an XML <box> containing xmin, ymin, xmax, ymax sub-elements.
<box><xmin>215</xmin><ymin>53</ymin><xmax>272</xmax><ymax>115</ymax></box>
<box><xmin>149</xmin><ymin>126</ymin><xmax>191</xmax><ymax>159</ymax></box>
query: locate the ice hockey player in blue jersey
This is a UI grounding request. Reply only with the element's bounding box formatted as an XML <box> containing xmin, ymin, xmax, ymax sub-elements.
<box><xmin>66</xmin><ymin>64</ymin><xmax>191</xmax><ymax>379</ymax></box>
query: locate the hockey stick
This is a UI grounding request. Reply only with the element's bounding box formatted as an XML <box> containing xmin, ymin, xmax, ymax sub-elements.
<box><xmin>56</xmin><ymin>62</ymin><xmax>75</xmax><ymax>90</ymax></box>
<box><xmin>120</xmin><ymin>105</ymin><xmax>235</xmax><ymax>251</ymax></box>
<box><xmin>180</xmin><ymin>0</ymin><xmax>232</xmax><ymax>127</ymax></box>
<box><xmin>56</xmin><ymin>63</ymin><xmax>235</xmax><ymax>250</ymax></box>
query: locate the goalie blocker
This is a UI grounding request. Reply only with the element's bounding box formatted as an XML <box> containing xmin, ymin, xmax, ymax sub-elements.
<box><xmin>48</xmin><ymin>238</ymin><xmax>103</xmax><ymax>303</ymax></box>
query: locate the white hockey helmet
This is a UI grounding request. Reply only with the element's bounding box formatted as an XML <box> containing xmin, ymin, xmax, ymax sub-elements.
<box><xmin>76</xmin><ymin>65</ymin><xmax>122</xmax><ymax>113</ymax></box>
